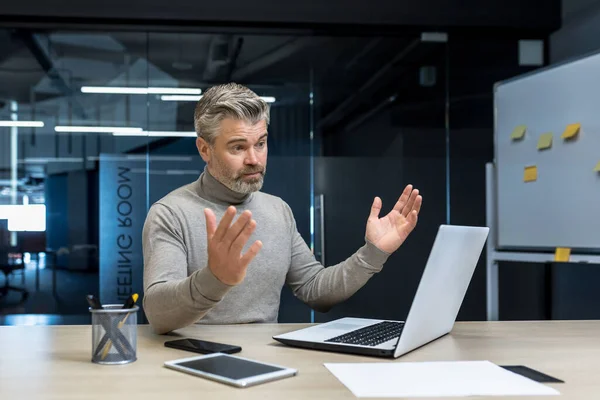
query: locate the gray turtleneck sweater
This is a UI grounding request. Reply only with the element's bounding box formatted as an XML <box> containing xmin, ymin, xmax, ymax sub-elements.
<box><xmin>142</xmin><ymin>168</ymin><xmax>391</xmax><ymax>334</ymax></box>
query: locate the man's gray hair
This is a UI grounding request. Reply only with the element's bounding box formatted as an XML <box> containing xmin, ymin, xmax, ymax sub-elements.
<box><xmin>194</xmin><ymin>83</ymin><xmax>270</xmax><ymax>145</ymax></box>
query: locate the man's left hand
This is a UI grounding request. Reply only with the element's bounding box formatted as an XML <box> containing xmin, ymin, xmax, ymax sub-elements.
<box><xmin>366</xmin><ymin>185</ymin><xmax>422</xmax><ymax>254</ymax></box>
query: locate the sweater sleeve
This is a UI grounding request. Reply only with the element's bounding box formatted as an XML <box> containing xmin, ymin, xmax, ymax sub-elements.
<box><xmin>283</xmin><ymin>202</ymin><xmax>390</xmax><ymax>312</ymax></box>
<box><xmin>142</xmin><ymin>203</ymin><xmax>233</xmax><ymax>334</ymax></box>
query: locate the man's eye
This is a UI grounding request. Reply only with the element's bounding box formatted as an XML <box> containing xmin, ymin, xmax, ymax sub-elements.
<box><xmin>256</xmin><ymin>142</ymin><xmax>266</xmax><ymax>148</ymax></box>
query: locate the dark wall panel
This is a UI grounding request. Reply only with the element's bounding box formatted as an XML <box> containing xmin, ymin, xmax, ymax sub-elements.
<box><xmin>552</xmin><ymin>264</ymin><xmax>600</xmax><ymax>320</ymax></box>
<box><xmin>499</xmin><ymin>262</ymin><xmax>548</xmax><ymax>320</ymax></box>
<box><xmin>45</xmin><ymin>173</ymin><xmax>69</xmax><ymax>267</ymax></box>
<box><xmin>323</xmin><ymin>110</ymin><xmax>403</xmax><ymax>158</ymax></box>
<box><xmin>448</xmin><ymin>154</ymin><xmax>488</xmax><ymax>321</ymax></box>
<box><xmin>314</xmin><ymin>156</ymin><xmax>447</xmax><ymax>322</ymax></box>
<box><xmin>551</xmin><ymin>3</ymin><xmax>600</xmax><ymax>63</ymax></box>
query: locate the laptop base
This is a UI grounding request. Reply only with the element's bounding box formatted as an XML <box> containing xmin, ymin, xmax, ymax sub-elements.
<box><xmin>273</xmin><ymin>337</ymin><xmax>396</xmax><ymax>358</ymax></box>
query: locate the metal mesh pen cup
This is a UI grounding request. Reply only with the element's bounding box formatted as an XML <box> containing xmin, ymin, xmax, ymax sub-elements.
<box><xmin>90</xmin><ymin>305</ymin><xmax>139</xmax><ymax>364</ymax></box>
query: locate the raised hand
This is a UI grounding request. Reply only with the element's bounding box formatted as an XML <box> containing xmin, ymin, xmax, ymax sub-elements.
<box><xmin>204</xmin><ymin>206</ymin><xmax>263</xmax><ymax>285</ymax></box>
<box><xmin>365</xmin><ymin>185</ymin><xmax>423</xmax><ymax>254</ymax></box>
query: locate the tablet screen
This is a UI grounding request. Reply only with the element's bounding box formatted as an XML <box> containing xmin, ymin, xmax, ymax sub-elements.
<box><xmin>176</xmin><ymin>354</ymin><xmax>285</xmax><ymax>380</ymax></box>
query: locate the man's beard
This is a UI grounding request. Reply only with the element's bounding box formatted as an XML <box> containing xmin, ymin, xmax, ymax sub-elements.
<box><xmin>209</xmin><ymin>155</ymin><xmax>266</xmax><ymax>194</ymax></box>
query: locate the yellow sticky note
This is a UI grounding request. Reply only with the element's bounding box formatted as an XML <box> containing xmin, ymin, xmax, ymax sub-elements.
<box><xmin>510</xmin><ymin>125</ymin><xmax>526</xmax><ymax>140</ymax></box>
<box><xmin>537</xmin><ymin>132</ymin><xmax>553</xmax><ymax>150</ymax></box>
<box><xmin>554</xmin><ymin>247</ymin><xmax>571</xmax><ymax>262</ymax></box>
<box><xmin>561</xmin><ymin>123</ymin><xmax>580</xmax><ymax>140</ymax></box>
<box><xmin>523</xmin><ymin>165</ymin><xmax>537</xmax><ymax>182</ymax></box>
<box><xmin>594</xmin><ymin>161</ymin><xmax>600</xmax><ymax>172</ymax></box>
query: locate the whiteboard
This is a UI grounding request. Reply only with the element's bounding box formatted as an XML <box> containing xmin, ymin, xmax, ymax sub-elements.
<box><xmin>494</xmin><ymin>51</ymin><xmax>600</xmax><ymax>251</ymax></box>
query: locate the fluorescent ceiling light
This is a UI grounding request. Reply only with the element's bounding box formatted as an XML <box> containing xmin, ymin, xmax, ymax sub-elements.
<box><xmin>160</xmin><ymin>95</ymin><xmax>204</xmax><ymax>101</ymax></box>
<box><xmin>0</xmin><ymin>121</ymin><xmax>44</xmax><ymax>128</ymax></box>
<box><xmin>112</xmin><ymin>130</ymin><xmax>196</xmax><ymax>137</ymax></box>
<box><xmin>160</xmin><ymin>95</ymin><xmax>276</xmax><ymax>103</ymax></box>
<box><xmin>91</xmin><ymin>155</ymin><xmax>193</xmax><ymax>161</ymax></box>
<box><xmin>81</xmin><ymin>86</ymin><xmax>201</xmax><ymax>95</ymax></box>
<box><xmin>147</xmin><ymin>131</ymin><xmax>196</xmax><ymax>137</ymax></box>
<box><xmin>147</xmin><ymin>87</ymin><xmax>201</xmax><ymax>95</ymax></box>
<box><xmin>166</xmin><ymin>169</ymin><xmax>202</xmax><ymax>175</ymax></box>
<box><xmin>82</xmin><ymin>86</ymin><xmax>147</xmax><ymax>94</ymax></box>
<box><xmin>55</xmin><ymin>126</ymin><xmax>143</xmax><ymax>133</ymax></box>
<box><xmin>20</xmin><ymin>157</ymin><xmax>84</xmax><ymax>164</ymax></box>
<box><xmin>260</xmin><ymin>96</ymin><xmax>276</xmax><ymax>103</ymax></box>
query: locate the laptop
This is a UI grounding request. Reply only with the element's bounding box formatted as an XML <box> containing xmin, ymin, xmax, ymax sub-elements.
<box><xmin>273</xmin><ymin>225</ymin><xmax>489</xmax><ymax>358</ymax></box>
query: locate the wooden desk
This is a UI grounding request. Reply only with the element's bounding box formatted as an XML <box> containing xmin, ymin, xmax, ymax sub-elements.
<box><xmin>0</xmin><ymin>321</ymin><xmax>598</xmax><ymax>399</ymax></box>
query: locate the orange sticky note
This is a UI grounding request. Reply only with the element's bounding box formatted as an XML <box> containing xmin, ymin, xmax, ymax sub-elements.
<box><xmin>561</xmin><ymin>123</ymin><xmax>580</xmax><ymax>140</ymax></box>
<box><xmin>594</xmin><ymin>161</ymin><xmax>600</xmax><ymax>172</ymax></box>
<box><xmin>523</xmin><ymin>166</ymin><xmax>537</xmax><ymax>182</ymax></box>
<box><xmin>510</xmin><ymin>125</ymin><xmax>526</xmax><ymax>140</ymax></box>
<box><xmin>554</xmin><ymin>247</ymin><xmax>571</xmax><ymax>262</ymax></box>
<box><xmin>537</xmin><ymin>133</ymin><xmax>553</xmax><ymax>150</ymax></box>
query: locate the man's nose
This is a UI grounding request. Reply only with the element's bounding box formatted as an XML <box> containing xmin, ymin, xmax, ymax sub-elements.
<box><xmin>245</xmin><ymin>148</ymin><xmax>258</xmax><ymax>164</ymax></box>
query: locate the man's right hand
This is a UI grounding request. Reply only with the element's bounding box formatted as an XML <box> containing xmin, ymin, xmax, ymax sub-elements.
<box><xmin>204</xmin><ymin>206</ymin><xmax>263</xmax><ymax>285</ymax></box>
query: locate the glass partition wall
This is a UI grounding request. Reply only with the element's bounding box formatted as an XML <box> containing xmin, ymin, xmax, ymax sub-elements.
<box><xmin>0</xmin><ymin>28</ymin><xmax>455</xmax><ymax>325</ymax></box>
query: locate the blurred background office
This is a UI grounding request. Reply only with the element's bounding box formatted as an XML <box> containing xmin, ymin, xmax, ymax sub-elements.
<box><xmin>0</xmin><ymin>0</ymin><xmax>599</xmax><ymax>326</ymax></box>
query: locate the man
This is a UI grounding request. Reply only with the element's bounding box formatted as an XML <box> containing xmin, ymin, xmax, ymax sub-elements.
<box><xmin>142</xmin><ymin>83</ymin><xmax>422</xmax><ymax>334</ymax></box>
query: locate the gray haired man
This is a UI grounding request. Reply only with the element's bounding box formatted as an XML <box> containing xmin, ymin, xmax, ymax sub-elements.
<box><xmin>142</xmin><ymin>83</ymin><xmax>423</xmax><ymax>334</ymax></box>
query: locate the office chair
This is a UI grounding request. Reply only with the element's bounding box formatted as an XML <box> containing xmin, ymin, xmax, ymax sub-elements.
<box><xmin>0</xmin><ymin>250</ymin><xmax>29</xmax><ymax>301</ymax></box>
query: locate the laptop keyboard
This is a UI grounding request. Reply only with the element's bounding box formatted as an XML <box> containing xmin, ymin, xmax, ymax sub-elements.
<box><xmin>325</xmin><ymin>321</ymin><xmax>404</xmax><ymax>347</ymax></box>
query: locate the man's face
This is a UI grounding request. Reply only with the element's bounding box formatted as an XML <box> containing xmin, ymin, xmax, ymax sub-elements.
<box><xmin>198</xmin><ymin>118</ymin><xmax>268</xmax><ymax>194</ymax></box>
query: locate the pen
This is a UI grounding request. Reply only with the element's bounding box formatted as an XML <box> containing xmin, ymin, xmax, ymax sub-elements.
<box><xmin>100</xmin><ymin>293</ymin><xmax>139</xmax><ymax>360</ymax></box>
<box><xmin>122</xmin><ymin>293</ymin><xmax>139</xmax><ymax>310</ymax></box>
<box><xmin>86</xmin><ymin>294</ymin><xmax>103</xmax><ymax>310</ymax></box>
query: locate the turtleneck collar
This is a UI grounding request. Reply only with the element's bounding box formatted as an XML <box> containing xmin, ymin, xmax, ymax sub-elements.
<box><xmin>195</xmin><ymin>166</ymin><xmax>254</xmax><ymax>206</ymax></box>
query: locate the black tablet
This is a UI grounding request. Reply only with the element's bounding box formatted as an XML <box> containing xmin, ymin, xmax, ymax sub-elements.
<box><xmin>164</xmin><ymin>353</ymin><xmax>297</xmax><ymax>388</ymax></box>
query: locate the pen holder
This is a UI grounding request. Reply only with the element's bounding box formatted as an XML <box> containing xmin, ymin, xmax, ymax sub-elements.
<box><xmin>90</xmin><ymin>305</ymin><xmax>139</xmax><ymax>365</ymax></box>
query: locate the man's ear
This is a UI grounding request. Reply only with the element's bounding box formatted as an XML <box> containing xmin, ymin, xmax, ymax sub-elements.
<box><xmin>196</xmin><ymin>137</ymin><xmax>211</xmax><ymax>163</ymax></box>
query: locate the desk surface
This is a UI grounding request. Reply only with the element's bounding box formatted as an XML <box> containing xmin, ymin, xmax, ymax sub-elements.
<box><xmin>0</xmin><ymin>321</ymin><xmax>598</xmax><ymax>399</ymax></box>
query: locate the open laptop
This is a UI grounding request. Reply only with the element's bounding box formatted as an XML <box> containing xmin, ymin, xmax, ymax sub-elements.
<box><xmin>273</xmin><ymin>225</ymin><xmax>489</xmax><ymax>358</ymax></box>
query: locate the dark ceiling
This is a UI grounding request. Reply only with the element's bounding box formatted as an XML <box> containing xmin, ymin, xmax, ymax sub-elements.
<box><xmin>0</xmin><ymin>0</ymin><xmax>560</xmax><ymax>134</ymax></box>
<box><xmin>0</xmin><ymin>30</ymin><xmax>447</xmax><ymax>129</ymax></box>
<box><xmin>0</xmin><ymin>0</ymin><xmax>561</xmax><ymax>31</ymax></box>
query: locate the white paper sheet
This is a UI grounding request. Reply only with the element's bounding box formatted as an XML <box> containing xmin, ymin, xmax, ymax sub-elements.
<box><xmin>324</xmin><ymin>360</ymin><xmax>560</xmax><ymax>397</ymax></box>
